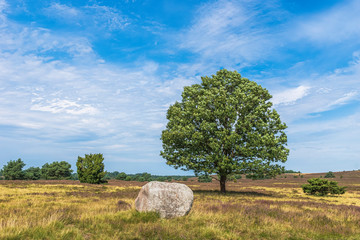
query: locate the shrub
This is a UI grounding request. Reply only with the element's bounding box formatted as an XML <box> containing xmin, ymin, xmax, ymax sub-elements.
<box><xmin>115</xmin><ymin>172</ymin><xmax>127</xmax><ymax>180</ymax></box>
<box><xmin>24</xmin><ymin>167</ymin><xmax>41</xmax><ymax>180</ymax></box>
<box><xmin>76</xmin><ymin>153</ymin><xmax>106</xmax><ymax>184</ymax></box>
<box><xmin>41</xmin><ymin>161</ymin><xmax>73</xmax><ymax>180</ymax></box>
<box><xmin>181</xmin><ymin>176</ymin><xmax>188</xmax><ymax>181</ymax></box>
<box><xmin>302</xmin><ymin>178</ymin><xmax>346</xmax><ymax>196</ymax></box>
<box><xmin>324</xmin><ymin>171</ymin><xmax>335</xmax><ymax>178</ymax></box>
<box><xmin>198</xmin><ymin>174</ymin><xmax>212</xmax><ymax>183</ymax></box>
<box><xmin>125</xmin><ymin>176</ymin><xmax>132</xmax><ymax>181</ymax></box>
<box><xmin>2</xmin><ymin>158</ymin><xmax>25</xmax><ymax>180</ymax></box>
<box><xmin>234</xmin><ymin>174</ymin><xmax>242</xmax><ymax>179</ymax></box>
<box><xmin>157</xmin><ymin>176</ymin><xmax>166</xmax><ymax>182</ymax></box>
<box><xmin>246</xmin><ymin>174</ymin><xmax>271</xmax><ymax>180</ymax></box>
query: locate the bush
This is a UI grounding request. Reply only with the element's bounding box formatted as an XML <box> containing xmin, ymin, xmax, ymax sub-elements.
<box><xmin>125</xmin><ymin>176</ymin><xmax>132</xmax><ymax>181</ymax></box>
<box><xmin>157</xmin><ymin>176</ymin><xmax>166</xmax><ymax>182</ymax></box>
<box><xmin>3</xmin><ymin>158</ymin><xmax>25</xmax><ymax>180</ymax></box>
<box><xmin>41</xmin><ymin>161</ymin><xmax>73</xmax><ymax>180</ymax></box>
<box><xmin>234</xmin><ymin>174</ymin><xmax>242</xmax><ymax>179</ymax></box>
<box><xmin>302</xmin><ymin>178</ymin><xmax>346</xmax><ymax>196</ymax></box>
<box><xmin>115</xmin><ymin>172</ymin><xmax>127</xmax><ymax>180</ymax></box>
<box><xmin>324</xmin><ymin>171</ymin><xmax>335</xmax><ymax>178</ymax></box>
<box><xmin>181</xmin><ymin>176</ymin><xmax>188</xmax><ymax>181</ymax></box>
<box><xmin>198</xmin><ymin>174</ymin><xmax>212</xmax><ymax>183</ymax></box>
<box><xmin>77</xmin><ymin>153</ymin><xmax>106</xmax><ymax>184</ymax></box>
<box><xmin>24</xmin><ymin>167</ymin><xmax>41</xmax><ymax>180</ymax></box>
<box><xmin>246</xmin><ymin>174</ymin><xmax>271</xmax><ymax>180</ymax></box>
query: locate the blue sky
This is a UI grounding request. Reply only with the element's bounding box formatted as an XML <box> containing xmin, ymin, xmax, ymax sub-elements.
<box><xmin>0</xmin><ymin>0</ymin><xmax>359</xmax><ymax>174</ymax></box>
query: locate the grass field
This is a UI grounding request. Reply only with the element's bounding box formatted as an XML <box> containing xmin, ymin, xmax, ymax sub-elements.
<box><xmin>0</xmin><ymin>171</ymin><xmax>360</xmax><ymax>239</ymax></box>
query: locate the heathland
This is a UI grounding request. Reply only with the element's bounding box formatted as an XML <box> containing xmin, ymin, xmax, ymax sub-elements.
<box><xmin>0</xmin><ymin>171</ymin><xmax>360</xmax><ymax>239</ymax></box>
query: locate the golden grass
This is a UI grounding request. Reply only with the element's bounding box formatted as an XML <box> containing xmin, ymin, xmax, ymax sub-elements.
<box><xmin>0</xmin><ymin>173</ymin><xmax>360</xmax><ymax>239</ymax></box>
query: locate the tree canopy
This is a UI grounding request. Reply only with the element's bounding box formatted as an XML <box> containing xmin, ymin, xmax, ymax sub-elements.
<box><xmin>76</xmin><ymin>153</ymin><xmax>106</xmax><ymax>184</ymax></box>
<box><xmin>41</xmin><ymin>161</ymin><xmax>73</xmax><ymax>180</ymax></box>
<box><xmin>2</xmin><ymin>158</ymin><xmax>25</xmax><ymax>180</ymax></box>
<box><xmin>161</xmin><ymin>69</ymin><xmax>289</xmax><ymax>193</ymax></box>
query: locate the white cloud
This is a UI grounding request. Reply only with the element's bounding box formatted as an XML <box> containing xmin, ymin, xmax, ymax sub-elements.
<box><xmin>272</xmin><ymin>85</ymin><xmax>311</xmax><ymax>105</ymax></box>
<box><xmin>31</xmin><ymin>99</ymin><xmax>98</xmax><ymax>115</ymax></box>
<box><xmin>44</xmin><ymin>3</ymin><xmax>129</xmax><ymax>31</ymax></box>
<box><xmin>45</xmin><ymin>3</ymin><xmax>79</xmax><ymax>19</ymax></box>
<box><xmin>325</xmin><ymin>91</ymin><xmax>358</xmax><ymax>110</ymax></box>
<box><xmin>294</xmin><ymin>0</ymin><xmax>360</xmax><ymax>43</ymax></box>
<box><xmin>149</xmin><ymin>123</ymin><xmax>165</xmax><ymax>130</ymax></box>
<box><xmin>177</xmin><ymin>0</ymin><xmax>286</xmax><ymax>68</ymax></box>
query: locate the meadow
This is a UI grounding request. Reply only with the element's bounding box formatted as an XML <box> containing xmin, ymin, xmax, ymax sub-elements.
<box><xmin>0</xmin><ymin>171</ymin><xmax>360</xmax><ymax>240</ymax></box>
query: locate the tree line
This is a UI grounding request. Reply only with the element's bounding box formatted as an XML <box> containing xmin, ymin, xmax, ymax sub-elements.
<box><xmin>0</xmin><ymin>154</ymin><xmax>193</xmax><ymax>183</ymax></box>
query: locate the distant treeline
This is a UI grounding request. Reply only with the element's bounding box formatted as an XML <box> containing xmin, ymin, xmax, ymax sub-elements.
<box><xmin>0</xmin><ymin>158</ymin><xmax>75</xmax><ymax>180</ymax></box>
<box><xmin>0</xmin><ymin>158</ymin><xmax>300</xmax><ymax>182</ymax></box>
<box><xmin>0</xmin><ymin>158</ymin><xmax>194</xmax><ymax>182</ymax></box>
<box><xmin>104</xmin><ymin>171</ymin><xmax>194</xmax><ymax>182</ymax></box>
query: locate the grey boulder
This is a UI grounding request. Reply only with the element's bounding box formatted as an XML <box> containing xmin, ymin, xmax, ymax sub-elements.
<box><xmin>135</xmin><ymin>181</ymin><xmax>193</xmax><ymax>218</ymax></box>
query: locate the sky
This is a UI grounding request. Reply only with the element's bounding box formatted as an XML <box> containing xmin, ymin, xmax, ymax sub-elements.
<box><xmin>0</xmin><ymin>0</ymin><xmax>359</xmax><ymax>174</ymax></box>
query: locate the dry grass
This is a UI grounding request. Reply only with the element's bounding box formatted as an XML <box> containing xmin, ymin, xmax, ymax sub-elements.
<box><xmin>0</xmin><ymin>171</ymin><xmax>360</xmax><ymax>239</ymax></box>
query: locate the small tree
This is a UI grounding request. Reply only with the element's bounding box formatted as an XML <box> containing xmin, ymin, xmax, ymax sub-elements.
<box><xmin>115</xmin><ymin>172</ymin><xmax>127</xmax><ymax>180</ymax></box>
<box><xmin>77</xmin><ymin>153</ymin><xmax>106</xmax><ymax>184</ymax></box>
<box><xmin>3</xmin><ymin>158</ymin><xmax>25</xmax><ymax>180</ymax></box>
<box><xmin>24</xmin><ymin>167</ymin><xmax>41</xmax><ymax>180</ymax></box>
<box><xmin>41</xmin><ymin>161</ymin><xmax>73</xmax><ymax>180</ymax></box>
<box><xmin>161</xmin><ymin>69</ymin><xmax>288</xmax><ymax>193</ymax></box>
<box><xmin>324</xmin><ymin>171</ymin><xmax>335</xmax><ymax>178</ymax></box>
<box><xmin>302</xmin><ymin>178</ymin><xmax>346</xmax><ymax>196</ymax></box>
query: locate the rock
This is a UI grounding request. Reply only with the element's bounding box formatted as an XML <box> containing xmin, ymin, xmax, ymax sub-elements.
<box><xmin>135</xmin><ymin>181</ymin><xmax>193</xmax><ymax>218</ymax></box>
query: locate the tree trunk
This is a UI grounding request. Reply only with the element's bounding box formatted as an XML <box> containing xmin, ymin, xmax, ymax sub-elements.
<box><xmin>220</xmin><ymin>175</ymin><xmax>227</xmax><ymax>193</ymax></box>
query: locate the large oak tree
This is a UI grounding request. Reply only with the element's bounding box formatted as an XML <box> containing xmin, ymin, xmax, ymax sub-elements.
<box><xmin>161</xmin><ymin>69</ymin><xmax>289</xmax><ymax>193</ymax></box>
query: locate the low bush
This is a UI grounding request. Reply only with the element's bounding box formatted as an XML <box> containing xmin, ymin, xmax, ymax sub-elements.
<box><xmin>302</xmin><ymin>178</ymin><xmax>346</xmax><ymax>196</ymax></box>
<box><xmin>198</xmin><ymin>174</ymin><xmax>212</xmax><ymax>183</ymax></box>
<box><xmin>324</xmin><ymin>171</ymin><xmax>336</xmax><ymax>178</ymax></box>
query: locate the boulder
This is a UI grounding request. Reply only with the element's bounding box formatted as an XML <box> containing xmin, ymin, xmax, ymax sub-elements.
<box><xmin>135</xmin><ymin>181</ymin><xmax>193</xmax><ymax>218</ymax></box>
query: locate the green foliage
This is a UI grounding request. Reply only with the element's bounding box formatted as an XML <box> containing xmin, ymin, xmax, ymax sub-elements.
<box><xmin>41</xmin><ymin>161</ymin><xmax>73</xmax><ymax>180</ymax></box>
<box><xmin>24</xmin><ymin>167</ymin><xmax>41</xmax><ymax>180</ymax></box>
<box><xmin>2</xmin><ymin>158</ymin><xmax>25</xmax><ymax>180</ymax></box>
<box><xmin>198</xmin><ymin>174</ymin><xmax>212</xmax><ymax>183</ymax></box>
<box><xmin>324</xmin><ymin>171</ymin><xmax>336</xmax><ymax>178</ymax></box>
<box><xmin>104</xmin><ymin>171</ymin><xmax>119</xmax><ymax>179</ymax></box>
<box><xmin>182</xmin><ymin>176</ymin><xmax>189</xmax><ymax>181</ymax></box>
<box><xmin>234</xmin><ymin>174</ymin><xmax>242</xmax><ymax>179</ymax></box>
<box><xmin>161</xmin><ymin>69</ymin><xmax>289</xmax><ymax>193</ymax></box>
<box><xmin>76</xmin><ymin>153</ymin><xmax>106</xmax><ymax>184</ymax></box>
<box><xmin>115</xmin><ymin>172</ymin><xmax>127</xmax><ymax>180</ymax></box>
<box><xmin>246</xmin><ymin>174</ymin><xmax>271</xmax><ymax>180</ymax></box>
<box><xmin>284</xmin><ymin>170</ymin><xmax>301</xmax><ymax>173</ymax></box>
<box><xmin>125</xmin><ymin>176</ymin><xmax>132</xmax><ymax>181</ymax></box>
<box><xmin>302</xmin><ymin>178</ymin><xmax>346</xmax><ymax>196</ymax></box>
<box><xmin>157</xmin><ymin>176</ymin><xmax>166</xmax><ymax>182</ymax></box>
<box><xmin>71</xmin><ymin>173</ymin><xmax>78</xmax><ymax>180</ymax></box>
